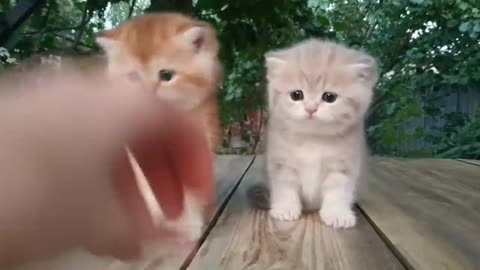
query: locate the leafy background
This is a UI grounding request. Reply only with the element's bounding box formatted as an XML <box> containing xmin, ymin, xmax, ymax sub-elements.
<box><xmin>1</xmin><ymin>0</ymin><xmax>480</xmax><ymax>158</ymax></box>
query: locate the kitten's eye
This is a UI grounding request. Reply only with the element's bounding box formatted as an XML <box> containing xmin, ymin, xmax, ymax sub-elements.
<box><xmin>159</xmin><ymin>69</ymin><xmax>175</xmax><ymax>81</ymax></box>
<box><xmin>322</xmin><ymin>92</ymin><xmax>337</xmax><ymax>103</ymax></box>
<box><xmin>290</xmin><ymin>90</ymin><xmax>304</xmax><ymax>101</ymax></box>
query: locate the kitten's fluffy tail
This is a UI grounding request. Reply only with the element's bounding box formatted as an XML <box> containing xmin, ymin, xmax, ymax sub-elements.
<box><xmin>246</xmin><ymin>183</ymin><xmax>271</xmax><ymax>210</ymax></box>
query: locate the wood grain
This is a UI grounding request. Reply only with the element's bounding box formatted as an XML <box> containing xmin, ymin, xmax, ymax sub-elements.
<box><xmin>187</xmin><ymin>156</ymin><xmax>404</xmax><ymax>270</ymax></box>
<box><xmin>13</xmin><ymin>155</ymin><xmax>254</xmax><ymax>270</ymax></box>
<box><xmin>358</xmin><ymin>157</ymin><xmax>480</xmax><ymax>270</ymax></box>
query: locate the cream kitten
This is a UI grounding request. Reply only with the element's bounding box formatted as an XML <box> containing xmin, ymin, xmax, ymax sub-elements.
<box><xmin>264</xmin><ymin>38</ymin><xmax>378</xmax><ymax>228</ymax></box>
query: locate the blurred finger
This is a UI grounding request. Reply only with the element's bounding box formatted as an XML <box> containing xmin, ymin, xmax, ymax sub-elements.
<box><xmin>130</xmin><ymin>142</ymin><xmax>185</xmax><ymax>219</ymax></box>
<box><xmin>146</xmin><ymin>103</ymin><xmax>215</xmax><ymax>203</ymax></box>
<box><xmin>119</xmin><ymin>100</ymin><xmax>214</xmax><ymax>214</ymax></box>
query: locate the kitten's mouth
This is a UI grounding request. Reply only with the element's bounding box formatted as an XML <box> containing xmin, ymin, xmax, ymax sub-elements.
<box><xmin>156</xmin><ymin>92</ymin><xmax>198</xmax><ymax>111</ymax></box>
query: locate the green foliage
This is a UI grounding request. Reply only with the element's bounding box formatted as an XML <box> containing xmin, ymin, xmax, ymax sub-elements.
<box><xmin>1</xmin><ymin>0</ymin><xmax>150</xmax><ymax>60</ymax></box>
<box><xmin>1</xmin><ymin>0</ymin><xmax>480</xmax><ymax>158</ymax></box>
<box><xmin>196</xmin><ymin>0</ymin><xmax>318</xmax><ymax>128</ymax></box>
<box><xmin>435</xmin><ymin>109</ymin><xmax>480</xmax><ymax>159</ymax></box>
<box><xmin>0</xmin><ymin>47</ymin><xmax>17</xmax><ymax>64</ymax></box>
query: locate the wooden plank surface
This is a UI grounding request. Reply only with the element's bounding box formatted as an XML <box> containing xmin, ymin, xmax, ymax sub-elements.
<box><xmin>13</xmin><ymin>155</ymin><xmax>254</xmax><ymax>270</ymax></box>
<box><xmin>457</xmin><ymin>159</ymin><xmax>480</xmax><ymax>166</ymax></box>
<box><xmin>187</xmin><ymin>156</ymin><xmax>404</xmax><ymax>270</ymax></box>
<box><xmin>358</xmin><ymin>158</ymin><xmax>480</xmax><ymax>270</ymax></box>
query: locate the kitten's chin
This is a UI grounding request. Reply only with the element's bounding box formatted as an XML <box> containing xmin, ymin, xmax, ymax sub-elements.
<box><xmin>288</xmin><ymin>117</ymin><xmax>357</xmax><ymax>137</ymax></box>
<box><xmin>156</xmin><ymin>92</ymin><xmax>203</xmax><ymax>111</ymax></box>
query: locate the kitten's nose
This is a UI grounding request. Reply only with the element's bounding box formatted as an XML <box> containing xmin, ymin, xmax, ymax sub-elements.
<box><xmin>305</xmin><ymin>107</ymin><xmax>318</xmax><ymax>116</ymax></box>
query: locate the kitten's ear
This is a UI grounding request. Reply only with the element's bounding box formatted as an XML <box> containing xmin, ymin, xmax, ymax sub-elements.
<box><xmin>95</xmin><ymin>30</ymin><xmax>122</xmax><ymax>56</ymax></box>
<box><xmin>351</xmin><ymin>54</ymin><xmax>379</xmax><ymax>85</ymax></box>
<box><xmin>264</xmin><ymin>51</ymin><xmax>287</xmax><ymax>73</ymax></box>
<box><xmin>182</xmin><ymin>24</ymin><xmax>211</xmax><ymax>53</ymax></box>
<box><xmin>95</xmin><ymin>30</ymin><xmax>130</xmax><ymax>75</ymax></box>
<box><xmin>265</xmin><ymin>52</ymin><xmax>287</xmax><ymax>81</ymax></box>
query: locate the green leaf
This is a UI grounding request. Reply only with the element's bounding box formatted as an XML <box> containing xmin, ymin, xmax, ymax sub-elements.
<box><xmin>447</xmin><ymin>20</ymin><xmax>458</xmax><ymax>28</ymax></box>
<box><xmin>317</xmin><ymin>16</ymin><xmax>329</xmax><ymax>26</ymax></box>
<box><xmin>391</xmin><ymin>0</ymin><xmax>402</xmax><ymax>6</ymax></box>
<box><xmin>459</xmin><ymin>22</ymin><xmax>471</xmax><ymax>32</ymax></box>
<box><xmin>382</xmin><ymin>134</ymin><xmax>398</xmax><ymax>147</ymax></box>
<box><xmin>410</xmin><ymin>0</ymin><xmax>424</xmax><ymax>4</ymax></box>
<box><xmin>367</xmin><ymin>125</ymin><xmax>380</xmax><ymax>134</ymax></box>
<box><xmin>386</xmin><ymin>103</ymin><xmax>397</xmax><ymax>115</ymax></box>
<box><xmin>473</xmin><ymin>23</ymin><xmax>480</xmax><ymax>32</ymax></box>
<box><xmin>459</xmin><ymin>3</ymin><xmax>469</xmax><ymax>10</ymax></box>
<box><xmin>333</xmin><ymin>22</ymin><xmax>348</xmax><ymax>32</ymax></box>
<box><xmin>436</xmin><ymin>147</ymin><xmax>460</xmax><ymax>158</ymax></box>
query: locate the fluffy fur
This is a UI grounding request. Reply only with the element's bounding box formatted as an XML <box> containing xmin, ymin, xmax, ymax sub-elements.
<box><xmin>264</xmin><ymin>38</ymin><xmax>378</xmax><ymax>228</ymax></box>
<box><xmin>95</xmin><ymin>12</ymin><xmax>223</xmax><ymax>152</ymax></box>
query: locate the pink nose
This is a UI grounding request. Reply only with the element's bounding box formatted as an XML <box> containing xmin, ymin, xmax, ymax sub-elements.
<box><xmin>305</xmin><ymin>107</ymin><xmax>318</xmax><ymax>115</ymax></box>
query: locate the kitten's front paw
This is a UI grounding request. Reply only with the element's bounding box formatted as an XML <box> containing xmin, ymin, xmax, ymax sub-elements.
<box><xmin>269</xmin><ymin>206</ymin><xmax>302</xmax><ymax>221</ymax></box>
<box><xmin>319</xmin><ymin>206</ymin><xmax>356</xmax><ymax>228</ymax></box>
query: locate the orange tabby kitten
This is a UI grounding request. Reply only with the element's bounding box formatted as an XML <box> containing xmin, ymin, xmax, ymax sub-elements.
<box><xmin>95</xmin><ymin>12</ymin><xmax>223</xmax><ymax>152</ymax></box>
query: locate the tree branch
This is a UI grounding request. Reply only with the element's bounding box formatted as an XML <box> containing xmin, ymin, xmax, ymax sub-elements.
<box><xmin>53</xmin><ymin>33</ymin><xmax>94</xmax><ymax>49</ymax></box>
<box><xmin>24</xmin><ymin>27</ymin><xmax>79</xmax><ymax>35</ymax></box>
<box><xmin>0</xmin><ymin>0</ymin><xmax>46</xmax><ymax>46</ymax></box>
<box><xmin>128</xmin><ymin>0</ymin><xmax>137</xmax><ymax>19</ymax></box>
<box><xmin>360</xmin><ymin>0</ymin><xmax>383</xmax><ymax>45</ymax></box>
<box><xmin>363</xmin><ymin>19</ymin><xmax>378</xmax><ymax>42</ymax></box>
<box><xmin>40</xmin><ymin>0</ymin><xmax>52</xmax><ymax>28</ymax></box>
<box><xmin>73</xmin><ymin>3</ymin><xmax>92</xmax><ymax>50</ymax></box>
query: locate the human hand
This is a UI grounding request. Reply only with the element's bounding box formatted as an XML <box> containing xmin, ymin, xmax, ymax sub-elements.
<box><xmin>0</xmin><ymin>64</ymin><xmax>214</xmax><ymax>266</ymax></box>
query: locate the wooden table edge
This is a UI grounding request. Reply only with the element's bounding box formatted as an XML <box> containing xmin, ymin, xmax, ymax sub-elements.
<box><xmin>179</xmin><ymin>155</ymin><xmax>257</xmax><ymax>269</ymax></box>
